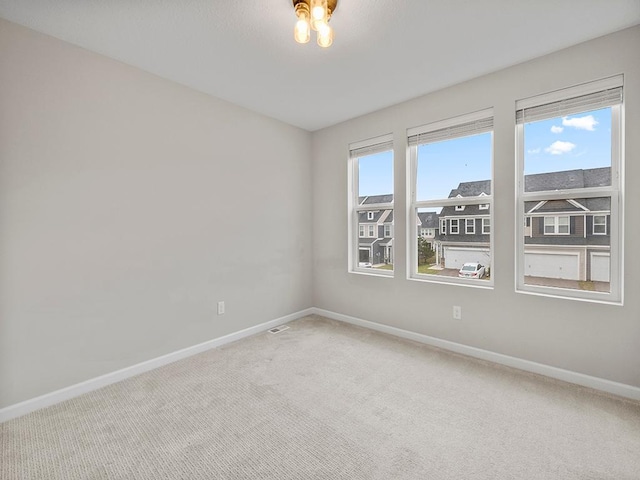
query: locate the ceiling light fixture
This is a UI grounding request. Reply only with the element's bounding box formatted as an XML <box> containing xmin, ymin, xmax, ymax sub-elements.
<box><xmin>293</xmin><ymin>0</ymin><xmax>337</xmax><ymax>48</ymax></box>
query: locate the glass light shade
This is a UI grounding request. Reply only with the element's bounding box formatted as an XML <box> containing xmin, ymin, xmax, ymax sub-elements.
<box><xmin>317</xmin><ymin>23</ymin><xmax>333</xmax><ymax>48</ymax></box>
<box><xmin>294</xmin><ymin>19</ymin><xmax>310</xmax><ymax>43</ymax></box>
<box><xmin>310</xmin><ymin>0</ymin><xmax>327</xmax><ymax>31</ymax></box>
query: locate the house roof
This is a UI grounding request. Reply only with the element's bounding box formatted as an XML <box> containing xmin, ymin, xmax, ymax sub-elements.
<box><xmin>417</xmin><ymin>212</ymin><xmax>439</xmax><ymax>228</ymax></box>
<box><xmin>448</xmin><ymin>180</ymin><xmax>491</xmax><ymax>198</ymax></box>
<box><xmin>359</xmin><ymin>195</ymin><xmax>393</xmax><ymax>206</ymax></box>
<box><xmin>524</xmin><ymin>167</ymin><xmax>610</xmax><ymax>192</ymax></box>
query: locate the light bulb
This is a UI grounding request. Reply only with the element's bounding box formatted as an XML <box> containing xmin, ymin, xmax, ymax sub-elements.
<box><xmin>317</xmin><ymin>23</ymin><xmax>333</xmax><ymax>48</ymax></box>
<box><xmin>293</xmin><ymin>3</ymin><xmax>311</xmax><ymax>44</ymax></box>
<box><xmin>310</xmin><ymin>0</ymin><xmax>327</xmax><ymax>31</ymax></box>
<box><xmin>294</xmin><ymin>19</ymin><xmax>310</xmax><ymax>43</ymax></box>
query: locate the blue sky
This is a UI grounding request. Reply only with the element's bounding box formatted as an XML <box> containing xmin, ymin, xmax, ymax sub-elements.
<box><xmin>358</xmin><ymin>107</ymin><xmax>611</xmax><ymax>199</ymax></box>
<box><xmin>524</xmin><ymin>107</ymin><xmax>611</xmax><ymax>175</ymax></box>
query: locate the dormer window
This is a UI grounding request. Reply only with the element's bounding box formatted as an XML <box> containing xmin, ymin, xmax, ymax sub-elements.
<box><xmin>478</xmin><ymin>192</ymin><xmax>489</xmax><ymax>210</ymax></box>
<box><xmin>455</xmin><ymin>205</ymin><xmax>465</xmax><ymax>211</ymax></box>
<box><xmin>367</xmin><ymin>211</ymin><xmax>375</xmax><ymax>220</ymax></box>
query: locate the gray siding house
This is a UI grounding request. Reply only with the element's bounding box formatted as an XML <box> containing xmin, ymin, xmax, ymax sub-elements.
<box><xmin>357</xmin><ymin>167</ymin><xmax>610</xmax><ymax>281</ymax></box>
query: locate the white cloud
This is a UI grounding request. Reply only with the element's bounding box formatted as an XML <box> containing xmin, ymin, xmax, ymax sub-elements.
<box><xmin>550</xmin><ymin>125</ymin><xmax>564</xmax><ymax>134</ymax></box>
<box><xmin>562</xmin><ymin>115</ymin><xmax>598</xmax><ymax>131</ymax></box>
<box><xmin>527</xmin><ymin>148</ymin><xmax>541</xmax><ymax>154</ymax></box>
<box><xmin>545</xmin><ymin>141</ymin><xmax>576</xmax><ymax>155</ymax></box>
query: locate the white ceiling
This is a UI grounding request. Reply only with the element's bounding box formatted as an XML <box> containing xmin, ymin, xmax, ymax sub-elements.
<box><xmin>1</xmin><ymin>1</ymin><xmax>639</xmax><ymax>131</ymax></box>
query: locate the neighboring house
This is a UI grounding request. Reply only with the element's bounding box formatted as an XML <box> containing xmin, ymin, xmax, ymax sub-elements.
<box><xmin>417</xmin><ymin>211</ymin><xmax>439</xmax><ymax>243</ymax></box>
<box><xmin>357</xmin><ymin>167</ymin><xmax>610</xmax><ymax>281</ymax></box>
<box><xmin>358</xmin><ymin>195</ymin><xmax>394</xmax><ymax>265</ymax></box>
<box><xmin>523</xmin><ymin>167</ymin><xmax>611</xmax><ymax>282</ymax></box>
<box><xmin>437</xmin><ymin>180</ymin><xmax>491</xmax><ymax>269</ymax></box>
<box><xmin>436</xmin><ymin>167</ymin><xmax>610</xmax><ymax>282</ymax></box>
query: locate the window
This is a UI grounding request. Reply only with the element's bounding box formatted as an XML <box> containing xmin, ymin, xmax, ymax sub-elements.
<box><xmin>450</xmin><ymin>219</ymin><xmax>459</xmax><ymax>234</ymax></box>
<box><xmin>420</xmin><ymin>227</ymin><xmax>427</xmax><ymax>236</ymax></box>
<box><xmin>543</xmin><ymin>216</ymin><xmax>569</xmax><ymax>235</ymax></box>
<box><xmin>482</xmin><ymin>218</ymin><xmax>490</xmax><ymax>234</ymax></box>
<box><xmin>516</xmin><ymin>76</ymin><xmax>623</xmax><ymax>303</ymax></box>
<box><xmin>349</xmin><ymin>134</ymin><xmax>394</xmax><ymax>274</ymax></box>
<box><xmin>593</xmin><ymin>215</ymin><xmax>607</xmax><ymax>235</ymax></box>
<box><xmin>479</xmin><ymin>204</ymin><xmax>489</xmax><ymax>210</ymax></box>
<box><xmin>408</xmin><ymin>109</ymin><xmax>493</xmax><ymax>284</ymax></box>
<box><xmin>465</xmin><ymin>218</ymin><xmax>475</xmax><ymax>234</ymax></box>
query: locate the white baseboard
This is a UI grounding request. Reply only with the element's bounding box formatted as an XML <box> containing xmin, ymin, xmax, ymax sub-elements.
<box><xmin>0</xmin><ymin>308</ymin><xmax>315</xmax><ymax>423</ymax></box>
<box><xmin>3</xmin><ymin>306</ymin><xmax>637</xmax><ymax>423</ymax></box>
<box><xmin>311</xmin><ymin>307</ymin><xmax>640</xmax><ymax>402</ymax></box>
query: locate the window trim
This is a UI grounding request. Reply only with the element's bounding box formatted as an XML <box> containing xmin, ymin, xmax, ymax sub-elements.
<box><xmin>515</xmin><ymin>76</ymin><xmax>623</xmax><ymax>304</ymax></box>
<box><xmin>593</xmin><ymin>215</ymin><xmax>607</xmax><ymax>235</ymax></box>
<box><xmin>384</xmin><ymin>224</ymin><xmax>392</xmax><ymax>237</ymax></box>
<box><xmin>543</xmin><ymin>215</ymin><xmax>570</xmax><ymax>235</ymax></box>
<box><xmin>482</xmin><ymin>218</ymin><xmax>490</xmax><ymax>234</ymax></box>
<box><xmin>359</xmin><ymin>224</ymin><xmax>365</xmax><ymax>238</ymax></box>
<box><xmin>408</xmin><ymin>108</ymin><xmax>494</xmax><ymax>288</ymax></box>
<box><xmin>348</xmin><ymin>133</ymin><xmax>394</xmax><ymax>277</ymax></box>
<box><xmin>367</xmin><ymin>211</ymin><xmax>375</xmax><ymax>220</ymax></box>
<box><xmin>465</xmin><ymin>218</ymin><xmax>475</xmax><ymax>234</ymax></box>
<box><xmin>450</xmin><ymin>218</ymin><xmax>460</xmax><ymax>234</ymax></box>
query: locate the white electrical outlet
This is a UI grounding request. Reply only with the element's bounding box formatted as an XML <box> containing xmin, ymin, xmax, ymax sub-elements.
<box><xmin>217</xmin><ymin>301</ymin><xmax>225</xmax><ymax>315</ymax></box>
<box><xmin>453</xmin><ymin>306</ymin><xmax>462</xmax><ymax>320</ymax></box>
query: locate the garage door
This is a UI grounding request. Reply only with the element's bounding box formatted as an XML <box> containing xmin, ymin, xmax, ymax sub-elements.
<box><xmin>590</xmin><ymin>253</ymin><xmax>610</xmax><ymax>282</ymax></box>
<box><xmin>525</xmin><ymin>252</ymin><xmax>579</xmax><ymax>280</ymax></box>
<box><xmin>444</xmin><ymin>247</ymin><xmax>490</xmax><ymax>270</ymax></box>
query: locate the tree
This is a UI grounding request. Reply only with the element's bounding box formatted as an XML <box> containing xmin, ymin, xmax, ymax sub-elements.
<box><xmin>417</xmin><ymin>237</ymin><xmax>435</xmax><ymax>265</ymax></box>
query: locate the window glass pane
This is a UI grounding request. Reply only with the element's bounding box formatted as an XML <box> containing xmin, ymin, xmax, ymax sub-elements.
<box><xmin>416</xmin><ymin>132</ymin><xmax>492</xmax><ymax>201</ymax></box>
<box><xmin>355</xmin><ymin>149</ymin><xmax>393</xmax><ymax>271</ymax></box>
<box><xmin>523</xmin><ymin>197</ymin><xmax>610</xmax><ymax>293</ymax></box>
<box><xmin>359</xmin><ymin>151</ymin><xmax>393</xmax><ymax>198</ymax></box>
<box><xmin>524</xmin><ymin>107</ymin><xmax>611</xmax><ymax>191</ymax></box>
<box><xmin>416</xmin><ymin>205</ymin><xmax>490</xmax><ymax>280</ymax></box>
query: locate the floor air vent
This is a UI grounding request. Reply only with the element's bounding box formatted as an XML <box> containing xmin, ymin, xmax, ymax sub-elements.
<box><xmin>268</xmin><ymin>325</ymin><xmax>290</xmax><ymax>334</ymax></box>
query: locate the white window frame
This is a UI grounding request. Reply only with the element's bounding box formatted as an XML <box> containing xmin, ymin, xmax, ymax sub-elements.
<box><xmin>593</xmin><ymin>215</ymin><xmax>607</xmax><ymax>235</ymax></box>
<box><xmin>348</xmin><ymin>133</ymin><xmax>394</xmax><ymax>276</ymax></box>
<box><xmin>359</xmin><ymin>224</ymin><xmax>365</xmax><ymax>237</ymax></box>
<box><xmin>368</xmin><ymin>225</ymin><xmax>375</xmax><ymax>238</ymax></box>
<box><xmin>515</xmin><ymin>75</ymin><xmax>623</xmax><ymax>304</ymax></box>
<box><xmin>465</xmin><ymin>218</ymin><xmax>475</xmax><ymax>235</ymax></box>
<box><xmin>482</xmin><ymin>218</ymin><xmax>490</xmax><ymax>234</ymax></box>
<box><xmin>384</xmin><ymin>224</ymin><xmax>392</xmax><ymax>237</ymax></box>
<box><xmin>543</xmin><ymin>215</ymin><xmax>570</xmax><ymax>235</ymax></box>
<box><xmin>367</xmin><ymin>211</ymin><xmax>375</xmax><ymax>220</ymax></box>
<box><xmin>408</xmin><ymin>108</ymin><xmax>494</xmax><ymax>287</ymax></box>
<box><xmin>450</xmin><ymin>218</ymin><xmax>460</xmax><ymax>234</ymax></box>
<box><xmin>455</xmin><ymin>205</ymin><xmax>465</xmax><ymax>211</ymax></box>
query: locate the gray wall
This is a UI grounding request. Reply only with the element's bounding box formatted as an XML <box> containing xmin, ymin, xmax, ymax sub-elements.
<box><xmin>312</xmin><ymin>26</ymin><xmax>640</xmax><ymax>388</ymax></box>
<box><xmin>0</xmin><ymin>19</ymin><xmax>312</xmax><ymax>408</ymax></box>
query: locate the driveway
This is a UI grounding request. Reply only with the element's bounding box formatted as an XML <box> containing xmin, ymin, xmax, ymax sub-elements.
<box><xmin>524</xmin><ymin>276</ymin><xmax>610</xmax><ymax>292</ymax></box>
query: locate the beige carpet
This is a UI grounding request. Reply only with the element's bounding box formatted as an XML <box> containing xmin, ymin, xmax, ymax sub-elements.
<box><xmin>2</xmin><ymin>315</ymin><xmax>640</xmax><ymax>479</ymax></box>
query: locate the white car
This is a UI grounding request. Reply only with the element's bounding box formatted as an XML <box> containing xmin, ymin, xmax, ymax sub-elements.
<box><xmin>458</xmin><ymin>262</ymin><xmax>486</xmax><ymax>279</ymax></box>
